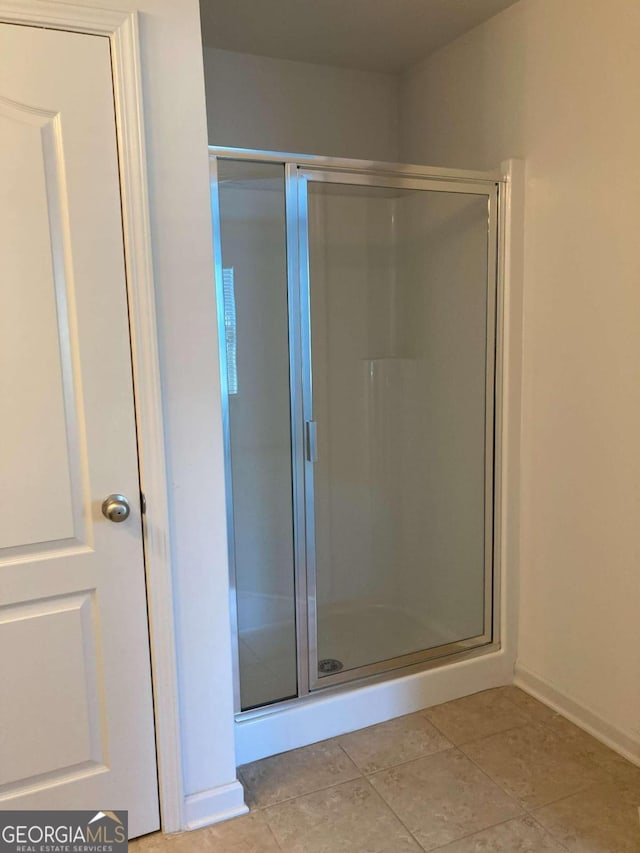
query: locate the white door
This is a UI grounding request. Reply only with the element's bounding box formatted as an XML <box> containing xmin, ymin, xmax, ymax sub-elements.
<box><xmin>0</xmin><ymin>23</ymin><xmax>159</xmax><ymax>838</ymax></box>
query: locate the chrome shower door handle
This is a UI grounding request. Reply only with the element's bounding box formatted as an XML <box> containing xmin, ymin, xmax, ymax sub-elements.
<box><xmin>305</xmin><ymin>420</ymin><xmax>318</xmax><ymax>463</ymax></box>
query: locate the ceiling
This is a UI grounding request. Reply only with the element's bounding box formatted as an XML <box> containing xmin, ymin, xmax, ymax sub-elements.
<box><xmin>199</xmin><ymin>0</ymin><xmax>520</xmax><ymax>74</ymax></box>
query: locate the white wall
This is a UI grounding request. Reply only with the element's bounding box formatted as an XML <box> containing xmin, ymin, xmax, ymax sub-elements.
<box><xmin>401</xmin><ymin>0</ymin><xmax>640</xmax><ymax>754</ymax></box>
<box><xmin>203</xmin><ymin>47</ymin><xmax>400</xmax><ymax>161</ymax></box>
<box><xmin>70</xmin><ymin>0</ymin><xmax>243</xmax><ymax>828</ymax></box>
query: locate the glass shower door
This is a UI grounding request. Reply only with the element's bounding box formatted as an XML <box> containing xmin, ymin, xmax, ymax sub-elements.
<box><xmin>299</xmin><ymin>170</ymin><xmax>498</xmax><ymax>688</ymax></box>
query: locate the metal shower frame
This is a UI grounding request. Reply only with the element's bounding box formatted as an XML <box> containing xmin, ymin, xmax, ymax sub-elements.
<box><xmin>209</xmin><ymin>145</ymin><xmax>505</xmax><ymax>718</ymax></box>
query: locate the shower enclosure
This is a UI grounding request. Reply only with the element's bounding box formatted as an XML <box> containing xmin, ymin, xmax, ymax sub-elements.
<box><xmin>210</xmin><ymin>147</ymin><xmax>502</xmax><ymax>714</ymax></box>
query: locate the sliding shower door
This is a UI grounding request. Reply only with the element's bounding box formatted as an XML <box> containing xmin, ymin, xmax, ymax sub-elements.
<box><xmin>299</xmin><ymin>170</ymin><xmax>498</xmax><ymax>688</ymax></box>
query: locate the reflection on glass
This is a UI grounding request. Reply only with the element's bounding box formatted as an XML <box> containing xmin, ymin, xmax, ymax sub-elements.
<box><xmin>218</xmin><ymin>160</ymin><xmax>297</xmax><ymax>709</ymax></box>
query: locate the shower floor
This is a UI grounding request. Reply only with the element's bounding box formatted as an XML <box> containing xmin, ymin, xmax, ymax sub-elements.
<box><xmin>317</xmin><ymin>603</ymin><xmax>451</xmax><ymax>674</ymax></box>
<box><xmin>239</xmin><ymin>602</ymin><xmax>450</xmax><ymax>710</ymax></box>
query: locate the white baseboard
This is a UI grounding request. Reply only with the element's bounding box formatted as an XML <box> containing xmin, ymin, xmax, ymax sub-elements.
<box><xmin>236</xmin><ymin>646</ymin><xmax>515</xmax><ymax>765</ymax></box>
<box><xmin>514</xmin><ymin>663</ymin><xmax>640</xmax><ymax>767</ymax></box>
<box><xmin>183</xmin><ymin>780</ymin><xmax>248</xmax><ymax>830</ymax></box>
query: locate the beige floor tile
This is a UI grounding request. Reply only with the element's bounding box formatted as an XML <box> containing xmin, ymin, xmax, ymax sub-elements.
<box><xmin>128</xmin><ymin>812</ymin><xmax>280</xmax><ymax>853</ymax></box>
<box><xmin>128</xmin><ymin>832</ymin><xmax>164</xmax><ymax>852</ymax></box>
<box><xmin>533</xmin><ymin>782</ymin><xmax>640</xmax><ymax>852</ymax></box>
<box><xmin>544</xmin><ymin>715</ymin><xmax>640</xmax><ymax>789</ymax></box>
<box><xmin>501</xmin><ymin>686</ymin><xmax>560</xmax><ymax>723</ymax></box>
<box><xmin>430</xmin><ymin>815</ymin><xmax>568</xmax><ymax>852</ymax></box>
<box><xmin>369</xmin><ymin>748</ymin><xmax>522</xmax><ymax>852</ymax></box>
<box><xmin>461</xmin><ymin>722</ymin><xmax>610</xmax><ymax>810</ymax></box>
<box><xmin>337</xmin><ymin>711</ymin><xmax>453</xmax><ymax>774</ymax></box>
<box><xmin>423</xmin><ymin>688</ymin><xmax>534</xmax><ymax>745</ymax></box>
<box><xmin>264</xmin><ymin>778</ymin><xmax>422</xmax><ymax>853</ymax></box>
<box><xmin>239</xmin><ymin>740</ymin><xmax>360</xmax><ymax>808</ymax></box>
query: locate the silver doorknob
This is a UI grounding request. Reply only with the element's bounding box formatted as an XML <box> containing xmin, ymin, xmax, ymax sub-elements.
<box><xmin>102</xmin><ymin>494</ymin><xmax>131</xmax><ymax>523</ymax></box>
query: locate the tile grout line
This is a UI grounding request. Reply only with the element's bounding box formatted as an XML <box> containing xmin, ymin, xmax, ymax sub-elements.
<box><xmin>519</xmin><ymin>778</ymin><xmax>608</xmax><ymax>815</ymax></box>
<box><xmin>416</xmin><ymin>712</ymin><xmax>535</xmax><ymax>811</ymax></box>
<box><xmin>427</xmin><ymin>811</ymin><xmax>571</xmax><ymax>853</ymax></box>
<box><xmin>334</xmin><ymin>739</ymin><xmax>370</xmax><ymax>774</ymax></box>
<box><xmin>244</xmin><ymin>767</ymin><xmax>365</xmax><ymax>812</ymax></box>
<box><xmin>360</xmin><ymin>767</ymin><xmax>550</xmax><ymax>853</ymax></box>
<box><xmin>344</xmin><ymin>744</ymin><xmax>458</xmax><ymax>778</ymax></box>
<box><xmin>365</xmin><ymin>752</ymin><xmax>526</xmax><ymax>853</ymax></box>
<box><xmin>522</xmin><ymin>777</ymin><xmax>613</xmax><ymax>817</ymax></box>
<box><xmin>524</xmin><ymin>812</ymin><xmax>572</xmax><ymax>852</ymax></box>
<box><xmin>456</xmin><ymin>730</ymin><xmax>544</xmax><ymax>811</ymax></box>
<box><xmin>246</xmin><ymin>778</ymin><xmax>360</xmax><ymax>812</ymax></box>
<box><xmin>418</xmin><ymin>691</ymin><xmax>548</xmax><ymax>746</ymax></box>
<box><xmin>250</xmin><ymin>768</ymin><xmax>430</xmax><ymax>851</ymax></box>
<box><xmin>423</xmin><ymin>690</ymin><xmax>633</xmax><ymax>848</ymax></box>
<box><xmin>356</xmin><ymin>774</ymin><xmax>431</xmax><ymax>852</ymax></box>
<box><xmin>455</xmin><ymin>724</ymin><xmax>534</xmax><ymax>802</ymax></box>
<box><xmin>260</xmin><ymin>812</ymin><xmax>286</xmax><ymax>852</ymax></box>
<box><xmin>434</xmin><ymin>719</ymin><xmax>535</xmax><ymax>749</ymax></box>
<box><xmin>367</xmin><ymin>762</ymin><xmax>574</xmax><ymax>853</ymax></box>
<box><xmin>338</xmin><ymin>703</ymin><xmax>541</xmax><ymax>776</ymax></box>
<box><xmin>455</xmin><ymin>717</ymin><xmax>610</xmax><ymax>820</ymax></box>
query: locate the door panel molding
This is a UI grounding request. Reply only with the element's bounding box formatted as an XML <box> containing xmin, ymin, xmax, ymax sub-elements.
<box><xmin>0</xmin><ymin>591</ymin><xmax>107</xmax><ymax>793</ymax></box>
<box><xmin>0</xmin><ymin>1</ymin><xmax>182</xmax><ymax>833</ymax></box>
<box><xmin>0</xmin><ymin>95</ymin><xmax>89</xmax><ymax>551</ymax></box>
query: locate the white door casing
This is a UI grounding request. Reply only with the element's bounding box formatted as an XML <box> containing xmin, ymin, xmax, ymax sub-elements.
<box><xmin>0</xmin><ymin>21</ymin><xmax>162</xmax><ymax>837</ymax></box>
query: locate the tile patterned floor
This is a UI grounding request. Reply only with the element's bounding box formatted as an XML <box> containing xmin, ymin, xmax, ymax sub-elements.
<box><xmin>130</xmin><ymin>687</ymin><xmax>640</xmax><ymax>852</ymax></box>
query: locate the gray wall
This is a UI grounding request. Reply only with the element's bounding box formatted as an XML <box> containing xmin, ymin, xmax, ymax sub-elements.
<box><xmin>203</xmin><ymin>47</ymin><xmax>400</xmax><ymax>161</ymax></box>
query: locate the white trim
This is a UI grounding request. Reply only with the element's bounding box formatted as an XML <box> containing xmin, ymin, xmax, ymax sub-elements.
<box><xmin>0</xmin><ymin>0</ymin><xmax>127</xmax><ymax>30</ymax></box>
<box><xmin>515</xmin><ymin>664</ymin><xmax>640</xmax><ymax>767</ymax></box>
<box><xmin>108</xmin><ymin>9</ymin><xmax>183</xmax><ymax>835</ymax></box>
<box><xmin>0</xmin><ymin>1</ymin><xmax>183</xmax><ymax>832</ymax></box>
<box><xmin>208</xmin><ymin>144</ymin><xmax>504</xmax><ymax>184</ymax></box>
<box><xmin>183</xmin><ymin>783</ymin><xmax>248</xmax><ymax>831</ymax></box>
<box><xmin>498</xmin><ymin>158</ymin><xmax>525</xmax><ymax>670</ymax></box>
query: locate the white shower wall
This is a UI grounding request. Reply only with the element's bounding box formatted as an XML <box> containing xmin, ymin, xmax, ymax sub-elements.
<box><xmin>219</xmin><ymin>176</ymin><xmax>298</xmax><ymax>708</ymax></box>
<box><xmin>222</xmin><ymin>185</ymin><xmax>293</xmax><ymax>615</ymax></box>
<box><xmin>395</xmin><ymin>191</ymin><xmax>488</xmax><ymax>643</ymax></box>
<box><xmin>310</xmin><ymin>189</ymin><xmax>400</xmax><ymax>614</ymax></box>
<box><xmin>309</xmin><ymin>186</ymin><xmax>488</xmax><ymax>657</ymax></box>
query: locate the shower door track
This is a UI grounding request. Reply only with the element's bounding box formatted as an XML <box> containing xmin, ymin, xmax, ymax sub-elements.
<box><xmin>209</xmin><ymin>146</ymin><xmax>506</xmax><ymax>718</ymax></box>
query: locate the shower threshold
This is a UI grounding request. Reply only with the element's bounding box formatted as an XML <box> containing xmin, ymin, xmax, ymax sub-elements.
<box><xmin>238</xmin><ymin>601</ymin><xmax>458</xmax><ymax>711</ymax></box>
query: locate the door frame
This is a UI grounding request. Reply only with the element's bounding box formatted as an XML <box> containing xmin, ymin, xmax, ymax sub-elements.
<box><xmin>0</xmin><ymin>1</ymin><xmax>183</xmax><ymax>833</ymax></box>
<box><xmin>296</xmin><ymin>166</ymin><xmax>499</xmax><ymax>691</ymax></box>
